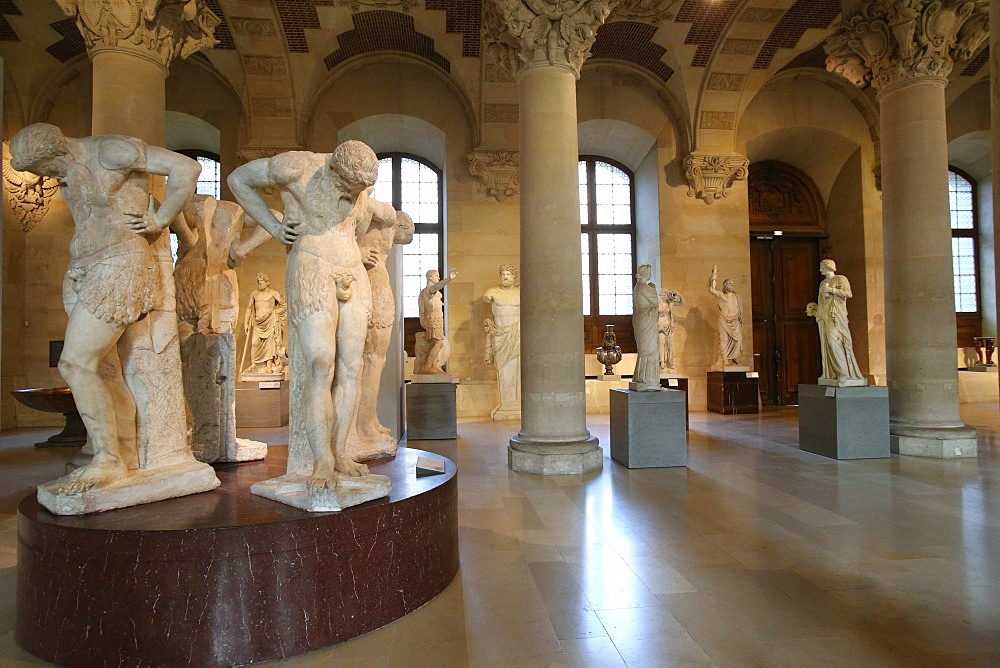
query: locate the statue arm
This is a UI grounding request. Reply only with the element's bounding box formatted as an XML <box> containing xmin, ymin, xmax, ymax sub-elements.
<box><xmin>170</xmin><ymin>210</ymin><xmax>199</xmax><ymax>255</ymax></box>
<box><xmin>227</xmin><ymin>159</ymin><xmax>295</xmax><ymax>244</ymax></box>
<box><xmin>121</xmin><ymin>145</ymin><xmax>200</xmax><ymax>234</ymax></box>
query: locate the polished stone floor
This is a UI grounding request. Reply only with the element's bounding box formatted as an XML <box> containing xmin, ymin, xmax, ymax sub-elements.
<box><xmin>2</xmin><ymin>404</ymin><xmax>999</xmax><ymax>666</ymax></box>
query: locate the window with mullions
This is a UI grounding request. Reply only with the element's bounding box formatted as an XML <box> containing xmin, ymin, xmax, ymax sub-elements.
<box><xmin>177</xmin><ymin>150</ymin><xmax>221</xmax><ymax>199</ymax></box>
<box><xmin>949</xmin><ymin>167</ymin><xmax>982</xmax><ymax>347</ymax></box>
<box><xmin>580</xmin><ymin>157</ymin><xmax>636</xmax><ymax>353</ymax></box>
<box><xmin>373</xmin><ymin>153</ymin><xmax>444</xmax><ymax>352</ymax></box>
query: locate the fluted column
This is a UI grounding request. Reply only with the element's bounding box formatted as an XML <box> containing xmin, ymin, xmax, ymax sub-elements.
<box><xmin>826</xmin><ymin>1</ymin><xmax>987</xmax><ymax>457</ymax></box>
<box><xmin>485</xmin><ymin>0</ymin><xmax>618</xmax><ymax>474</ymax></box>
<box><xmin>57</xmin><ymin>0</ymin><xmax>220</xmax><ymax>459</ymax></box>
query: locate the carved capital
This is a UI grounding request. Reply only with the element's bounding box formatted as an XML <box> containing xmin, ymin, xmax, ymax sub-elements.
<box><xmin>3</xmin><ymin>142</ymin><xmax>60</xmax><ymax>233</ymax></box>
<box><xmin>483</xmin><ymin>0</ymin><xmax>621</xmax><ymax>79</ymax></box>
<box><xmin>684</xmin><ymin>153</ymin><xmax>749</xmax><ymax>205</ymax></box>
<box><xmin>56</xmin><ymin>0</ymin><xmax>220</xmax><ymax>69</ymax></box>
<box><xmin>824</xmin><ymin>1</ymin><xmax>988</xmax><ymax>92</ymax></box>
<box><xmin>469</xmin><ymin>149</ymin><xmax>520</xmax><ymax>201</ymax></box>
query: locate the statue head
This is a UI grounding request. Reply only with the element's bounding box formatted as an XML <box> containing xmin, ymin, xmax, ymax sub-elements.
<box><xmin>426</xmin><ymin>269</ymin><xmax>440</xmax><ymax>284</ymax></box>
<box><xmin>256</xmin><ymin>272</ymin><xmax>271</xmax><ymax>289</ymax></box>
<box><xmin>722</xmin><ymin>278</ymin><xmax>735</xmax><ymax>293</ymax></box>
<box><xmin>9</xmin><ymin>123</ymin><xmax>69</xmax><ymax>173</ymax></box>
<box><xmin>637</xmin><ymin>264</ymin><xmax>652</xmax><ymax>282</ymax></box>
<box><xmin>499</xmin><ymin>263</ymin><xmax>517</xmax><ymax>287</ymax></box>
<box><xmin>820</xmin><ymin>258</ymin><xmax>836</xmax><ymax>275</ymax></box>
<box><xmin>329</xmin><ymin>140</ymin><xmax>379</xmax><ymax>195</ymax></box>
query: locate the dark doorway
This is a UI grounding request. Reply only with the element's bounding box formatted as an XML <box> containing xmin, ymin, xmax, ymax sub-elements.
<box><xmin>748</xmin><ymin>161</ymin><xmax>826</xmax><ymax>406</ymax></box>
<box><xmin>750</xmin><ymin>238</ymin><xmax>822</xmax><ymax>405</ymax></box>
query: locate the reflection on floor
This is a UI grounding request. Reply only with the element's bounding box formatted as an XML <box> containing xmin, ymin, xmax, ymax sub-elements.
<box><xmin>2</xmin><ymin>404</ymin><xmax>999</xmax><ymax>666</ymax></box>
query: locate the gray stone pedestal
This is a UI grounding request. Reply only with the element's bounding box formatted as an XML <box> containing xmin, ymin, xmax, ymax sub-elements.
<box><xmin>609</xmin><ymin>389</ymin><xmax>687</xmax><ymax>468</ymax></box>
<box><xmin>798</xmin><ymin>384</ymin><xmax>890</xmax><ymax>459</ymax></box>
<box><xmin>405</xmin><ymin>381</ymin><xmax>458</xmax><ymax>440</ymax></box>
<box><xmin>235</xmin><ymin>380</ymin><xmax>289</xmax><ymax>427</ymax></box>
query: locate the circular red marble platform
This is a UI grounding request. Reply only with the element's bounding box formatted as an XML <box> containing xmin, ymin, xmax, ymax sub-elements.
<box><xmin>16</xmin><ymin>447</ymin><xmax>458</xmax><ymax>667</ymax></box>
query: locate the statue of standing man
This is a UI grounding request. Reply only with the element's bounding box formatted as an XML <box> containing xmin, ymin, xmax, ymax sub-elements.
<box><xmin>484</xmin><ymin>264</ymin><xmax>521</xmax><ymax>419</ymax></box>
<box><xmin>709</xmin><ymin>265</ymin><xmax>745</xmax><ymax>369</ymax></box>
<box><xmin>241</xmin><ymin>272</ymin><xmax>287</xmax><ymax>378</ymax></box>
<box><xmin>228</xmin><ymin>141</ymin><xmax>400</xmax><ymax>511</ymax></box>
<box><xmin>414</xmin><ymin>268</ymin><xmax>458</xmax><ymax>376</ymax></box>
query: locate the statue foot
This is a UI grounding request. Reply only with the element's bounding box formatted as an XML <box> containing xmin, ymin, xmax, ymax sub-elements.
<box><xmin>375</xmin><ymin>424</ymin><xmax>391</xmax><ymax>437</ymax></box>
<box><xmin>307</xmin><ymin>459</ymin><xmax>338</xmax><ymax>492</ymax></box>
<box><xmin>336</xmin><ymin>455</ymin><xmax>368</xmax><ymax>478</ymax></box>
<box><xmin>56</xmin><ymin>455</ymin><xmax>127</xmax><ymax>494</ymax></box>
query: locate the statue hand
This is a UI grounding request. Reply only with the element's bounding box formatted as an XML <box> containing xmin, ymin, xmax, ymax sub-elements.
<box><xmin>362</xmin><ymin>247</ymin><xmax>380</xmax><ymax>269</ymax></box>
<box><xmin>449</xmin><ymin>268</ymin><xmax>458</xmax><ymax>280</ymax></box>
<box><xmin>123</xmin><ymin>194</ymin><xmax>163</xmax><ymax>235</ymax></box>
<box><xmin>278</xmin><ymin>218</ymin><xmax>300</xmax><ymax>245</ymax></box>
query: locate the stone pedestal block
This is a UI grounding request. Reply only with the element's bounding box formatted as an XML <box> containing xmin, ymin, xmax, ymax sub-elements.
<box><xmin>406</xmin><ymin>382</ymin><xmax>458</xmax><ymax>440</ymax></box>
<box><xmin>707</xmin><ymin>371</ymin><xmax>759</xmax><ymax>414</ymax></box>
<box><xmin>798</xmin><ymin>384</ymin><xmax>890</xmax><ymax>460</ymax></box>
<box><xmin>609</xmin><ymin>389</ymin><xmax>687</xmax><ymax>468</ymax></box>
<box><xmin>659</xmin><ymin>376</ymin><xmax>689</xmax><ymax>430</ymax></box>
<box><xmin>235</xmin><ymin>381</ymin><xmax>289</xmax><ymax>428</ymax></box>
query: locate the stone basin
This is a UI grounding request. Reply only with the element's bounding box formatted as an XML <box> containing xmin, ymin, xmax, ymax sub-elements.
<box><xmin>10</xmin><ymin>387</ymin><xmax>87</xmax><ymax>447</ymax></box>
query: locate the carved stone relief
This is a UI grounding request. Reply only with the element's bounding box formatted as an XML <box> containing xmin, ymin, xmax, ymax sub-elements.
<box><xmin>55</xmin><ymin>0</ymin><xmax>220</xmax><ymax>67</ymax></box>
<box><xmin>469</xmin><ymin>150</ymin><xmax>520</xmax><ymax>201</ymax></box>
<box><xmin>229</xmin><ymin>16</ymin><xmax>278</xmax><ymax>38</ymax></box>
<box><xmin>721</xmin><ymin>38</ymin><xmax>762</xmax><ymax>56</ymax></box>
<box><xmin>244</xmin><ymin>55</ymin><xmax>287</xmax><ymax>76</ymax></box>
<box><xmin>3</xmin><ymin>142</ymin><xmax>59</xmax><ymax>232</ymax></box>
<box><xmin>740</xmin><ymin>7</ymin><xmax>784</xmax><ymax>24</ymax></box>
<box><xmin>338</xmin><ymin>0</ymin><xmax>419</xmax><ymax>10</ymax></box>
<box><xmin>485</xmin><ymin>103</ymin><xmax>520</xmax><ymax>123</ymax></box>
<box><xmin>706</xmin><ymin>72</ymin><xmax>745</xmax><ymax>91</ymax></box>
<box><xmin>699</xmin><ymin>110</ymin><xmax>735</xmax><ymax>130</ymax></box>
<box><xmin>608</xmin><ymin>0</ymin><xmax>680</xmax><ymax>24</ymax></box>
<box><xmin>684</xmin><ymin>153</ymin><xmax>749</xmax><ymax>204</ymax></box>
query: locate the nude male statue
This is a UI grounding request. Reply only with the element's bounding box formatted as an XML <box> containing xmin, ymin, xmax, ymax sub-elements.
<box><xmin>8</xmin><ymin>123</ymin><xmax>202</xmax><ymax>494</ymax></box>
<box><xmin>227</xmin><ymin>141</ymin><xmax>398</xmax><ymax>493</ymax></box>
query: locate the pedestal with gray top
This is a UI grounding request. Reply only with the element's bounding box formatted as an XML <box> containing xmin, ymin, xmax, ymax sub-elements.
<box><xmin>405</xmin><ymin>381</ymin><xmax>458</xmax><ymax>440</ymax></box>
<box><xmin>798</xmin><ymin>384</ymin><xmax>889</xmax><ymax>459</ymax></box>
<box><xmin>609</xmin><ymin>389</ymin><xmax>687</xmax><ymax>468</ymax></box>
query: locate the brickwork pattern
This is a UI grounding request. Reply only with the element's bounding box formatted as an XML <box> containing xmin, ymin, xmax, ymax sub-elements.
<box><xmin>425</xmin><ymin>0</ymin><xmax>482</xmax><ymax>58</ymax></box>
<box><xmin>752</xmin><ymin>0</ymin><xmax>839</xmax><ymax>70</ymax></box>
<box><xmin>0</xmin><ymin>0</ymin><xmax>20</xmax><ymax>42</ymax></box>
<box><xmin>45</xmin><ymin>18</ymin><xmax>85</xmax><ymax>63</ymax></box>
<box><xmin>591</xmin><ymin>20</ymin><xmax>674</xmax><ymax>83</ymax></box>
<box><xmin>275</xmin><ymin>0</ymin><xmax>335</xmax><ymax>53</ymax></box>
<box><xmin>675</xmin><ymin>0</ymin><xmax>740</xmax><ymax>68</ymax></box>
<box><xmin>961</xmin><ymin>46</ymin><xmax>989</xmax><ymax>77</ymax></box>
<box><xmin>323</xmin><ymin>10</ymin><xmax>450</xmax><ymax>72</ymax></box>
<box><xmin>204</xmin><ymin>0</ymin><xmax>235</xmax><ymax>50</ymax></box>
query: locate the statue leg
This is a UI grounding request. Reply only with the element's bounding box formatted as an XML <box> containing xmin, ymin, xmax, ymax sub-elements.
<box><xmin>56</xmin><ymin>303</ymin><xmax>129</xmax><ymax>492</ymax></box>
<box><xmin>331</xmin><ymin>297</ymin><xmax>369</xmax><ymax>477</ymax></box>
<box><xmin>294</xmin><ymin>312</ymin><xmax>340</xmax><ymax>491</ymax></box>
<box><xmin>357</xmin><ymin>325</ymin><xmax>393</xmax><ymax>439</ymax></box>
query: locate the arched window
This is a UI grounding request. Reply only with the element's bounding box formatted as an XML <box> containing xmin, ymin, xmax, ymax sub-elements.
<box><xmin>177</xmin><ymin>149</ymin><xmax>221</xmax><ymax>199</ymax></box>
<box><xmin>373</xmin><ymin>153</ymin><xmax>444</xmax><ymax>351</ymax></box>
<box><xmin>949</xmin><ymin>168</ymin><xmax>982</xmax><ymax>346</ymax></box>
<box><xmin>579</xmin><ymin>156</ymin><xmax>636</xmax><ymax>352</ymax></box>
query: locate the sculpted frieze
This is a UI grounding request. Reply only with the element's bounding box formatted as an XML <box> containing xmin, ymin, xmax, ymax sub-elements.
<box><xmin>684</xmin><ymin>153</ymin><xmax>749</xmax><ymax>204</ymax></box>
<box><xmin>3</xmin><ymin>142</ymin><xmax>59</xmax><ymax>232</ymax></box>
<box><xmin>469</xmin><ymin>150</ymin><xmax>520</xmax><ymax>201</ymax></box>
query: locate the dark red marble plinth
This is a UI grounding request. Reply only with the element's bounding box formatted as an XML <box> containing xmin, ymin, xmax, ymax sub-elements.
<box><xmin>16</xmin><ymin>447</ymin><xmax>458</xmax><ymax>667</ymax></box>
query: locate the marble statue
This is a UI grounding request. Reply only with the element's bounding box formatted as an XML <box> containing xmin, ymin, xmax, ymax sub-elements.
<box><xmin>8</xmin><ymin>123</ymin><xmax>219</xmax><ymax>514</ymax></box>
<box><xmin>483</xmin><ymin>264</ymin><xmax>521</xmax><ymax>419</ymax></box>
<box><xmin>658</xmin><ymin>289</ymin><xmax>683</xmax><ymax>373</ymax></box>
<box><xmin>228</xmin><ymin>140</ymin><xmax>399</xmax><ymax>511</ymax></box>
<box><xmin>240</xmin><ymin>272</ymin><xmax>287</xmax><ymax>379</ymax></box>
<box><xmin>808</xmin><ymin>259</ymin><xmax>867</xmax><ymax>387</ymax></box>
<box><xmin>630</xmin><ymin>264</ymin><xmax>661</xmax><ymax>391</ymax></box>
<box><xmin>174</xmin><ymin>194</ymin><xmax>268</xmax><ymax>463</ymax></box>
<box><xmin>414</xmin><ymin>268</ymin><xmax>458</xmax><ymax>377</ymax></box>
<box><xmin>347</xmin><ymin>208</ymin><xmax>415</xmax><ymax>462</ymax></box>
<box><xmin>709</xmin><ymin>265</ymin><xmax>745</xmax><ymax>368</ymax></box>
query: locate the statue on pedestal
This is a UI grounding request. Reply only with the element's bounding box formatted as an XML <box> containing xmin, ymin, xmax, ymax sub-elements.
<box><xmin>631</xmin><ymin>264</ymin><xmax>661</xmax><ymax>391</ymax></box>
<box><xmin>228</xmin><ymin>140</ymin><xmax>400</xmax><ymax>511</ymax></box>
<box><xmin>414</xmin><ymin>268</ymin><xmax>458</xmax><ymax>377</ymax></box>
<box><xmin>709</xmin><ymin>265</ymin><xmax>745</xmax><ymax>368</ymax></box>
<box><xmin>808</xmin><ymin>259</ymin><xmax>867</xmax><ymax>387</ymax></box>
<box><xmin>240</xmin><ymin>272</ymin><xmax>287</xmax><ymax>379</ymax></box>
<box><xmin>484</xmin><ymin>264</ymin><xmax>521</xmax><ymax>418</ymax></box>
<box><xmin>174</xmin><ymin>194</ymin><xmax>269</xmax><ymax>463</ymax></box>
<box><xmin>8</xmin><ymin>123</ymin><xmax>219</xmax><ymax>514</ymax></box>
<box><xmin>658</xmin><ymin>289</ymin><xmax>683</xmax><ymax>373</ymax></box>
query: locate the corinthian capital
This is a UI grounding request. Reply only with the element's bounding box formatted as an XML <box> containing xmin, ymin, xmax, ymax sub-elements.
<box><xmin>824</xmin><ymin>0</ymin><xmax>988</xmax><ymax>92</ymax></box>
<box><xmin>484</xmin><ymin>0</ymin><xmax>621</xmax><ymax>79</ymax></box>
<box><xmin>684</xmin><ymin>153</ymin><xmax>749</xmax><ymax>205</ymax></box>
<box><xmin>56</xmin><ymin>0</ymin><xmax>220</xmax><ymax>69</ymax></box>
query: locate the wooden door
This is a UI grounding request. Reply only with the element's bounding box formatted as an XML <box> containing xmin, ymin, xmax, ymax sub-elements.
<box><xmin>750</xmin><ymin>238</ymin><xmax>822</xmax><ymax>405</ymax></box>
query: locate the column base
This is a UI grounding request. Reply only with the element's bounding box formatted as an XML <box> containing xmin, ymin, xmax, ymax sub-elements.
<box><xmin>890</xmin><ymin>425</ymin><xmax>978</xmax><ymax>458</ymax></box>
<box><xmin>508</xmin><ymin>435</ymin><xmax>603</xmax><ymax>475</ymax></box>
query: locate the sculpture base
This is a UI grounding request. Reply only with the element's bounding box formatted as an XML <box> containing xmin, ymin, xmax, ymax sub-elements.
<box><xmin>239</xmin><ymin>372</ymin><xmax>286</xmax><ymax>382</ymax></box>
<box><xmin>798</xmin><ymin>385</ymin><xmax>889</xmax><ymax>459</ymax></box>
<box><xmin>818</xmin><ymin>377</ymin><xmax>868</xmax><ymax>387</ymax></box>
<box><xmin>599</xmin><ymin>373</ymin><xmax>622</xmax><ymax>382</ymax></box>
<box><xmin>37</xmin><ymin>459</ymin><xmax>220</xmax><ymax>516</ymax></box>
<box><xmin>891</xmin><ymin>426</ymin><xmax>978</xmax><ymax>459</ymax></box>
<box><xmin>491</xmin><ymin>405</ymin><xmax>521</xmax><ymax>421</ymax></box>
<box><xmin>410</xmin><ymin>373</ymin><xmax>457</xmax><ymax>383</ymax></box>
<box><xmin>707</xmin><ymin>371</ymin><xmax>759</xmax><ymax>414</ymax></box>
<box><xmin>349</xmin><ymin>431</ymin><xmax>400</xmax><ymax>462</ymax></box>
<box><xmin>235</xmin><ymin>380</ymin><xmax>289</xmax><ymax>427</ymax></box>
<box><xmin>16</xmin><ymin>447</ymin><xmax>458</xmax><ymax>667</ymax></box>
<box><xmin>251</xmin><ymin>472</ymin><xmax>392</xmax><ymax>512</ymax></box>
<box><xmin>610</xmin><ymin>389</ymin><xmax>687</xmax><ymax>468</ymax></box>
<box><xmin>628</xmin><ymin>381</ymin><xmax>661</xmax><ymax>392</ymax></box>
<box><xmin>406</xmin><ymin>381</ymin><xmax>458</xmax><ymax>439</ymax></box>
<box><xmin>711</xmin><ymin>365</ymin><xmax>751</xmax><ymax>372</ymax></box>
<box><xmin>659</xmin><ymin>376</ymin><xmax>689</xmax><ymax>430</ymax></box>
<box><xmin>218</xmin><ymin>437</ymin><xmax>268</xmax><ymax>462</ymax></box>
<box><xmin>35</xmin><ymin>412</ymin><xmax>88</xmax><ymax>448</ymax></box>
<box><xmin>508</xmin><ymin>435</ymin><xmax>603</xmax><ymax>475</ymax></box>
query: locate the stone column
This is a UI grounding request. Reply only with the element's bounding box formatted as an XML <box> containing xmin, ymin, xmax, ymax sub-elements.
<box><xmin>825</xmin><ymin>1</ymin><xmax>987</xmax><ymax>457</ymax></box>
<box><xmin>992</xmin><ymin>0</ymin><xmax>1000</xmax><ymax>396</ymax></box>
<box><xmin>484</xmin><ymin>0</ymin><xmax>619</xmax><ymax>474</ymax></box>
<box><xmin>58</xmin><ymin>1</ymin><xmax>220</xmax><ymax>464</ymax></box>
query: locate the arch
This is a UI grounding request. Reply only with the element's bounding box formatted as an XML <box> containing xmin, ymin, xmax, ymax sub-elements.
<box><xmin>165</xmin><ymin>111</ymin><xmax>220</xmax><ymax>154</ymax></box>
<box><xmin>338</xmin><ymin>114</ymin><xmax>446</xmax><ymax>172</ymax></box>
<box><xmin>748</xmin><ymin>160</ymin><xmax>826</xmax><ymax>234</ymax></box>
